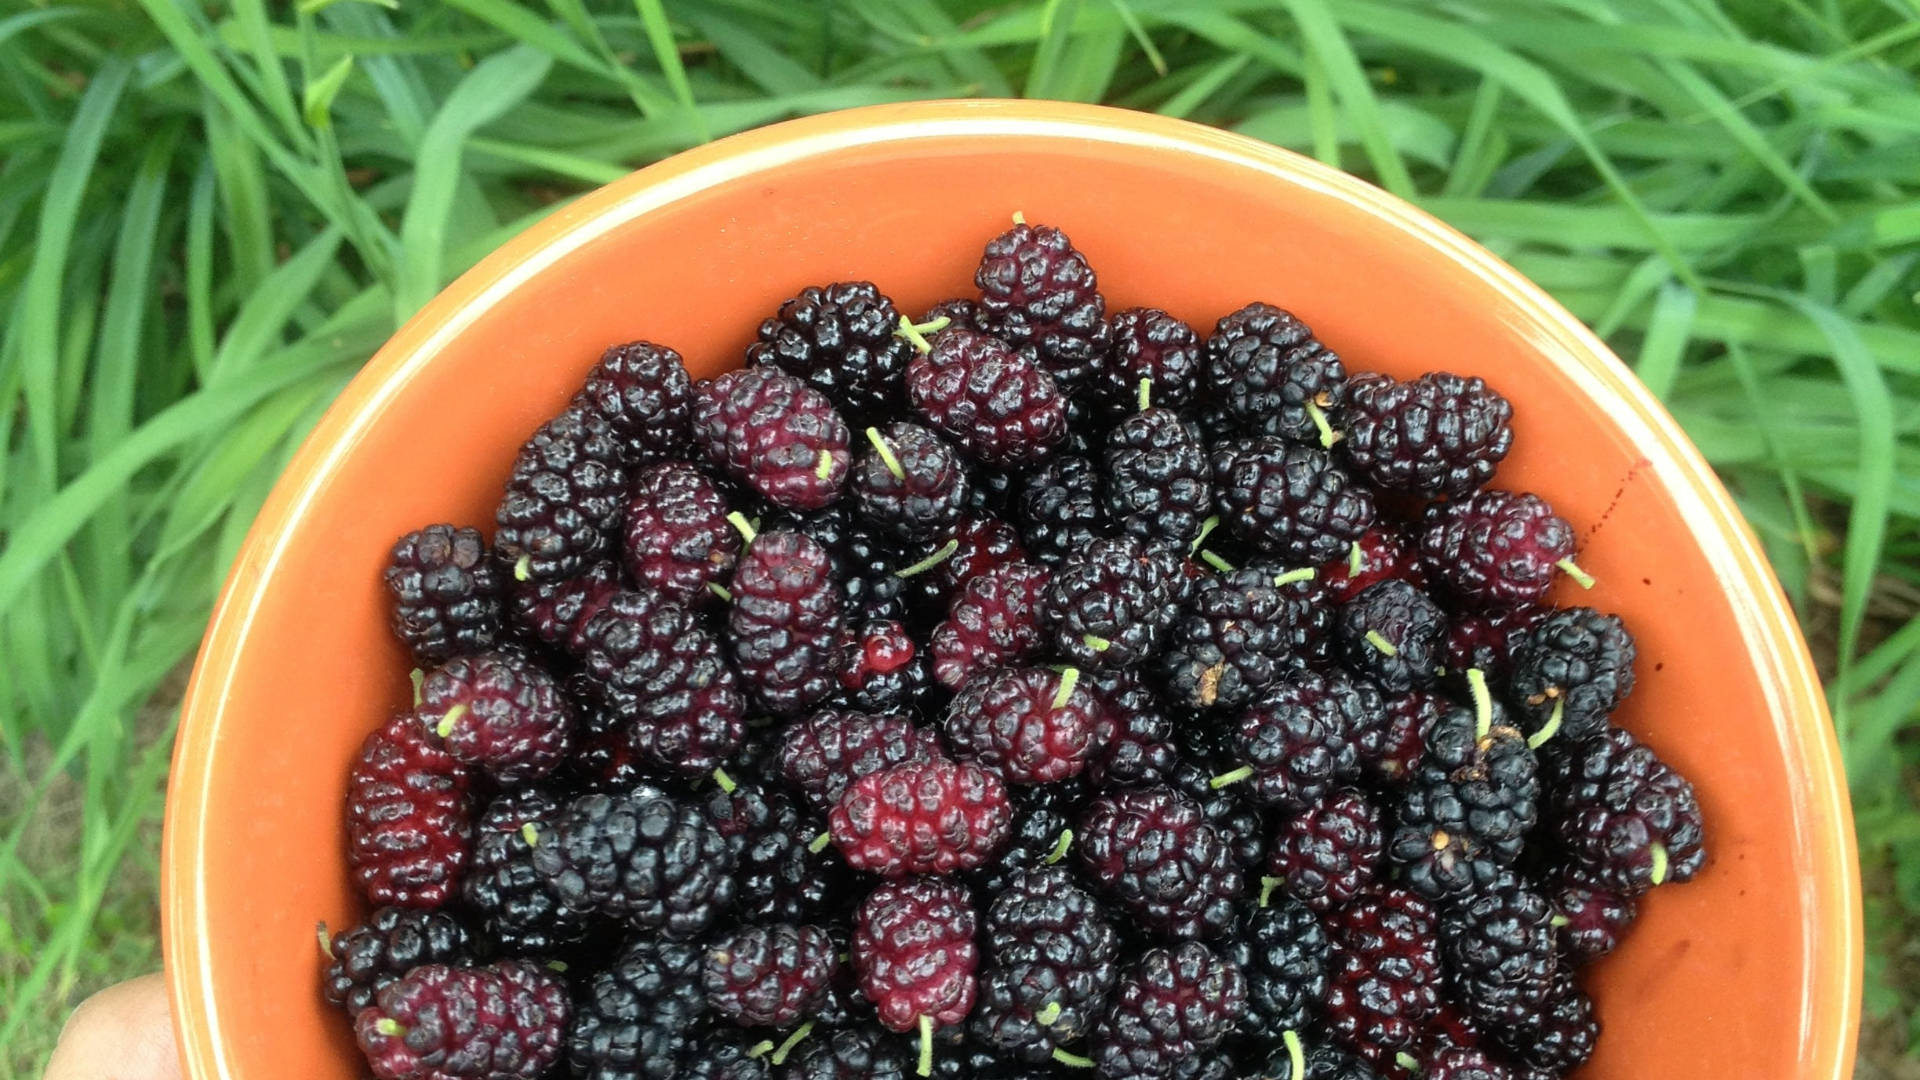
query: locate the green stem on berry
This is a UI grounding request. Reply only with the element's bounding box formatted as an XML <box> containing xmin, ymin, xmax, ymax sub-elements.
<box><xmin>1137</xmin><ymin>377</ymin><xmax>1153</xmax><ymax>413</ymax></box>
<box><xmin>1364</xmin><ymin>629</ymin><xmax>1398</xmax><ymax>657</ymax></box>
<box><xmin>1209</xmin><ymin>765</ymin><xmax>1254</xmax><ymax>790</ymax></box>
<box><xmin>1259</xmin><ymin>875</ymin><xmax>1285</xmax><ymax>908</ymax></box>
<box><xmin>1272</xmin><ymin>567</ymin><xmax>1316</xmax><ymax>588</ymax></box>
<box><xmin>1012</xmin><ymin>210</ymin><xmax>1027</xmax><ymax>225</ymax></box>
<box><xmin>1082</xmin><ymin>633</ymin><xmax>1112</xmax><ymax>653</ymax></box>
<box><xmin>894</xmin><ymin>314</ymin><xmax>950</xmax><ymax>355</ymax></box>
<box><xmin>513</xmin><ymin>553</ymin><xmax>532</xmax><ymax>582</ymax></box>
<box><xmin>1649</xmin><ymin>841</ymin><xmax>1670</xmax><ymax>886</ymax></box>
<box><xmin>1197</xmin><ymin>549</ymin><xmax>1235</xmax><ymax>573</ymax></box>
<box><xmin>520</xmin><ymin>823</ymin><xmax>541</xmax><ymax>848</ymax></box>
<box><xmin>1556</xmin><ymin>557</ymin><xmax>1596</xmax><ymax>589</ymax></box>
<box><xmin>866</xmin><ymin>427</ymin><xmax>906</xmax><ymax>480</ymax></box>
<box><xmin>1550</xmin><ymin>914</ymin><xmax>1571</xmax><ymax>928</ymax></box>
<box><xmin>918</xmin><ymin>1015</ymin><xmax>936</xmax><ymax>1077</ymax></box>
<box><xmin>434</xmin><ymin>703</ymin><xmax>467</xmax><ymax>739</ymax></box>
<box><xmin>727</xmin><ymin>511</ymin><xmax>758</xmax><ymax>544</ymax></box>
<box><xmin>708</xmin><ymin>582</ymin><xmax>733</xmax><ymax>602</ymax></box>
<box><xmin>748</xmin><ymin>1040</ymin><xmax>777</xmax><ymax>1058</ymax></box>
<box><xmin>1052</xmin><ymin>667</ymin><xmax>1081</xmax><ymax>710</ymax></box>
<box><xmin>374</xmin><ymin>1018</ymin><xmax>405</xmax><ymax>1037</ymax></box>
<box><xmin>1190</xmin><ymin>515</ymin><xmax>1219</xmax><ymax>554</ymax></box>
<box><xmin>814</xmin><ymin>448</ymin><xmax>836</xmax><ymax>480</ymax></box>
<box><xmin>713</xmin><ymin>767</ymin><xmax>737</xmax><ymax>794</ymax></box>
<box><xmin>808</xmin><ymin>831</ymin><xmax>833</xmax><ymax>854</ymax></box>
<box><xmin>409</xmin><ymin>668</ymin><xmax>425</xmax><ymax>706</ymax></box>
<box><xmin>546</xmin><ymin>959</ymin><xmax>569</xmax><ymax>973</ymax></box>
<box><xmin>1044</xmin><ymin>829</ymin><xmax>1074</xmax><ymax>865</ymax></box>
<box><xmin>1282</xmin><ymin>1030</ymin><xmax>1306</xmax><ymax>1080</ymax></box>
<box><xmin>895</xmin><ymin>539</ymin><xmax>958</xmax><ymax>578</ymax></box>
<box><xmin>1465</xmin><ymin>668</ymin><xmax>1493</xmax><ymax>741</ymax></box>
<box><xmin>1035</xmin><ymin>1001</ymin><xmax>1063</xmax><ymax>1027</ymax></box>
<box><xmin>1348</xmin><ymin>540</ymin><xmax>1364</xmax><ymax>577</ymax></box>
<box><xmin>1052</xmin><ymin>1049</ymin><xmax>1095</xmax><ymax>1069</ymax></box>
<box><xmin>1396</xmin><ymin>1051</ymin><xmax>1421</xmax><ymax>1073</ymax></box>
<box><xmin>1306</xmin><ymin>400</ymin><xmax>1339</xmax><ymax>449</ymax></box>
<box><xmin>317</xmin><ymin>921</ymin><xmax>333</xmax><ymax>960</ymax></box>
<box><xmin>769</xmin><ymin>1021</ymin><xmax>814</xmax><ymax>1065</ymax></box>
<box><xmin>1526</xmin><ymin>698</ymin><xmax>1565</xmax><ymax>750</ymax></box>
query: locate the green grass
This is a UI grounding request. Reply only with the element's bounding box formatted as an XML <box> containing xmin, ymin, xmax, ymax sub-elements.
<box><xmin>2</xmin><ymin>0</ymin><xmax>1917</xmax><ymax>1074</ymax></box>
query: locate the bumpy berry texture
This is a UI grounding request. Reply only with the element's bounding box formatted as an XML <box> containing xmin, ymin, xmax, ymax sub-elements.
<box><xmin>509</xmin><ymin>558</ymin><xmax>620</xmax><ymax>652</ymax></box>
<box><xmin>728</xmin><ymin>530</ymin><xmax>846</xmax><ymax>716</ymax></box>
<box><xmin>1487</xmin><ymin>968</ymin><xmax>1598</xmax><ymax>1074</ymax></box>
<box><xmin>1417</xmin><ymin>492</ymin><xmax>1577</xmax><ymax>611</ymax></box>
<box><xmin>530</xmin><ymin>785</ymin><xmax>736</xmax><ymax>938</ymax></box>
<box><xmin>1093</xmin><ymin>942</ymin><xmax>1247</xmax><ymax>1079</ymax></box>
<box><xmin>840</xmin><ymin>524</ymin><xmax>949</xmax><ymax>626</ymax></box>
<box><xmin>1205</xmin><ymin>302</ymin><xmax>1346</xmax><ymax>443</ymax></box>
<box><xmin>1251</xmin><ymin>1040</ymin><xmax>1383</xmax><ymax>1080</ymax></box>
<box><xmin>1041</xmin><ymin>536</ymin><xmax>1184</xmax><ymax>669</ymax></box>
<box><xmin>1341</xmin><ymin>372</ymin><xmax>1513</xmax><ymax>498</ymax></box>
<box><xmin>569</xmin><ymin>937</ymin><xmax>707</xmax><ymax>1080</ymax></box>
<box><xmin>968</xmin><ymin>782</ymin><xmax>1083</xmax><ymax>895</ymax></box>
<box><xmin>832</xmin><ymin>617</ymin><xmax>932</xmax><ymax>715</ymax></box>
<box><xmin>355</xmin><ymin>962</ymin><xmax>568</xmax><ymax>1080</ymax></box>
<box><xmin>623</xmin><ymin>462</ymin><xmax>740</xmax><ymax>607</ymax></box>
<box><xmin>703</xmin><ymin>923</ymin><xmax>836</xmax><ymax>1027</ymax></box>
<box><xmin>1078</xmin><ymin>786</ymin><xmax>1244</xmax><ymax>939</ymax></box>
<box><xmin>580</xmin><ymin>587</ymin><xmax>745</xmax><ymax>774</ymax></box>
<box><xmin>932</xmin><ymin>562</ymin><xmax>1050</xmax><ymax>690</ymax></box>
<box><xmin>1323</xmin><ymin>889</ymin><xmax>1442</xmax><ymax>1065</ymax></box>
<box><xmin>1087</xmin><ymin>669</ymin><xmax>1179</xmax><ymax>787</ymax></box>
<box><xmin>495</xmin><ymin>406</ymin><xmax>629</xmax><ymax>582</ymax></box>
<box><xmin>934</xmin><ymin>515</ymin><xmax>1027</xmax><ymax>595</ymax></box>
<box><xmin>575</xmin><ymin>340</ymin><xmax>693</xmax><ymax>464</ymax></box>
<box><xmin>684</xmin><ymin>1041</ymin><xmax>771</xmax><ymax>1080</ymax></box>
<box><xmin>1015</xmin><ymin>454</ymin><xmax>1105</xmax><ymax>565</ymax></box>
<box><xmin>1335</xmin><ymin>580</ymin><xmax>1446</xmax><ymax>694</ymax></box>
<box><xmin>324</xmin><ymin>907</ymin><xmax>478</xmax><ymax>1016</ymax></box>
<box><xmin>829</xmin><ymin>759</ymin><xmax>1012</xmax><ymax>876</ymax></box>
<box><xmin>1228</xmin><ymin>894</ymin><xmax>1331</xmax><ymax>1033</ymax></box>
<box><xmin>1232</xmin><ymin>672</ymin><xmax>1363</xmax><ymax>811</ymax></box>
<box><xmin>1212</xmin><ymin>439</ymin><xmax>1375</xmax><ymax>564</ymax></box>
<box><xmin>1351</xmin><ymin>687</ymin><xmax>1440</xmax><ymax>786</ymax></box>
<box><xmin>975</xmin><ymin>222</ymin><xmax>1110</xmax><ymax>390</ymax></box>
<box><xmin>748</xmin><ymin>281</ymin><xmax>916</xmax><ymax>418</ymax></box>
<box><xmin>1444</xmin><ymin>607</ymin><xmax>1546</xmax><ymax>693</ymax></box>
<box><xmin>943</xmin><ymin>665</ymin><xmax>1101</xmax><ymax>784</ymax></box>
<box><xmin>906</xmin><ymin>327</ymin><xmax>1068</xmax><ymax>467</ymax></box>
<box><xmin>972</xmin><ymin>866</ymin><xmax>1119</xmax><ymax>1061</ymax></box>
<box><xmin>854</xmin><ymin>878</ymin><xmax>979</xmax><ymax>1032</ymax></box>
<box><xmin>703</xmin><ymin>781</ymin><xmax>847</xmax><ymax>923</ymax></box>
<box><xmin>1442</xmin><ymin>875</ymin><xmax>1557</xmax><ymax>1029</ymax></box>
<box><xmin>1546</xmin><ymin>723</ymin><xmax>1705</xmax><ymax>895</ymax></box>
<box><xmin>693</xmin><ymin>367</ymin><xmax>851</xmax><ymax>510</ymax></box>
<box><xmin>1163</xmin><ymin>569</ymin><xmax>1300</xmax><ymax>711</ymax></box>
<box><xmin>347</xmin><ymin>712</ymin><xmax>472</xmax><ymax>909</ymax></box>
<box><xmin>1168</xmin><ymin>758</ymin><xmax>1269</xmax><ymax>873</ymax></box>
<box><xmin>419</xmin><ymin>652</ymin><xmax>572</xmax><ymax>784</ymax></box>
<box><xmin>1102</xmin><ymin>307</ymin><xmax>1203</xmax><ymax>414</ymax></box>
<box><xmin>1510</xmin><ymin>607</ymin><xmax>1636</xmax><ymax>740</ymax></box>
<box><xmin>790</xmin><ymin>1024</ymin><xmax>913</xmax><ymax>1080</ymax></box>
<box><xmin>777</xmin><ymin>710</ymin><xmax>946</xmax><ymax>813</ymax></box>
<box><xmin>852</xmin><ymin>421</ymin><xmax>970</xmax><ymax>540</ymax></box>
<box><xmin>1553</xmin><ymin>877</ymin><xmax>1637</xmax><ymax>963</ymax></box>
<box><xmin>1104</xmin><ymin>407</ymin><xmax>1212</xmax><ymax>547</ymax></box>
<box><xmin>462</xmin><ymin>788</ymin><xmax>595</xmax><ymax>955</ymax></box>
<box><xmin>1318</xmin><ymin>527</ymin><xmax>1422</xmax><ymax>606</ymax></box>
<box><xmin>384</xmin><ymin>524</ymin><xmax>501</xmax><ymax>664</ymax></box>
<box><xmin>1388</xmin><ymin>701</ymin><xmax>1540</xmax><ymax>901</ymax></box>
<box><xmin>1424</xmin><ymin>1047</ymin><xmax>1515</xmax><ymax>1080</ymax></box>
<box><xmin>1267</xmin><ymin>788</ymin><xmax>1383</xmax><ymax>913</ymax></box>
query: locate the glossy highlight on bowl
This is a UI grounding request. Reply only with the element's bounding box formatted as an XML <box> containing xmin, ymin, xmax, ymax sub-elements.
<box><xmin>161</xmin><ymin>100</ymin><xmax>1860</xmax><ymax>1080</ymax></box>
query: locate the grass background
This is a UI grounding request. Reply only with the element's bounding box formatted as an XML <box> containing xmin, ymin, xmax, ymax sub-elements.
<box><xmin>1</xmin><ymin>0</ymin><xmax>1917</xmax><ymax>1075</ymax></box>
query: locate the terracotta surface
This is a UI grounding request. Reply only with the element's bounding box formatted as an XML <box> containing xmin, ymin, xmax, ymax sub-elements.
<box><xmin>162</xmin><ymin>100</ymin><xmax>1860</xmax><ymax>1079</ymax></box>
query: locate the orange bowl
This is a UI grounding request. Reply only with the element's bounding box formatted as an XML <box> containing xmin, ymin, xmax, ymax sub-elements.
<box><xmin>162</xmin><ymin>100</ymin><xmax>1860</xmax><ymax>1079</ymax></box>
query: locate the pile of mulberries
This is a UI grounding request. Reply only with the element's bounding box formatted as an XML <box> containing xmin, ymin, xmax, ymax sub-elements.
<box><xmin>332</xmin><ymin>216</ymin><xmax>1704</xmax><ymax>1080</ymax></box>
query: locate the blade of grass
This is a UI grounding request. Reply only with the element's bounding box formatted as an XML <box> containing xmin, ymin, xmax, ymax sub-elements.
<box><xmin>1280</xmin><ymin>0</ymin><xmax>1417</xmax><ymax>198</ymax></box>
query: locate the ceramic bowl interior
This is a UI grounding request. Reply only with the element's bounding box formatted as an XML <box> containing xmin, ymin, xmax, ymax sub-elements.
<box><xmin>163</xmin><ymin>101</ymin><xmax>1858</xmax><ymax>1080</ymax></box>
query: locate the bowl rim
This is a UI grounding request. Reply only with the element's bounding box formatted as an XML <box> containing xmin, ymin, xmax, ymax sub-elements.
<box><xmin>160</xmin><ymin>98</ymin><xmax>1861</xmax><ymax>1080</ymax></box>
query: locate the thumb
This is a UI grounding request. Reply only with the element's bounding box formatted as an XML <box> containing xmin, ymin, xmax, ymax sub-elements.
<box><xmin>43</xmin><ymin>973</ymin><xmax>181</xmax><ymax>1080</ymax></box>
